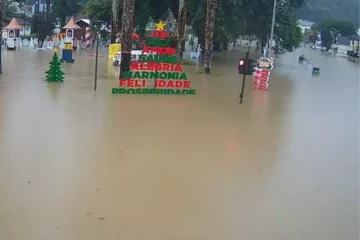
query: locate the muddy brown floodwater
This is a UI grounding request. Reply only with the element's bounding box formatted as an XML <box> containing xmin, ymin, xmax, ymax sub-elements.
<box><xmin>0</xmin><ymin>47</ymin><xmax>359</xmax><ymax>240</ymax></box>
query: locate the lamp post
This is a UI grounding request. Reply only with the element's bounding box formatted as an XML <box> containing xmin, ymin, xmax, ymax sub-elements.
<box><xmin>93</xmin><ymin>20</ymin><xmax>104</xmax><ymax>91</ymax></box>
<box><xmin>330</xmin><ymin>28</ymin><xmax>337</xmax><ymax>45</ymax></box>
<box><xmin>268</xmin><ymin>0</ymin><xmax>288</xmax><ymax>57</ymax></box>
<box><xmin>268</xmin><ymin>0</ymin><xmax>277</xmax><ymax>57</ymax></box>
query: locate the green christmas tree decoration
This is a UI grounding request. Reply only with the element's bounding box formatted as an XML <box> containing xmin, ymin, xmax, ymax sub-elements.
<box><xmin>46</xmin><ymin>51</ymin><xmax>65</xmax><ymax>82</ymax></box>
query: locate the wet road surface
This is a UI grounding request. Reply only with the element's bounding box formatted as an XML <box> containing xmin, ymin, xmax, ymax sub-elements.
<box><xmin>0</xmin><ymin>47</ymin><xmax>359</xmax><ymax>239</ymax></box>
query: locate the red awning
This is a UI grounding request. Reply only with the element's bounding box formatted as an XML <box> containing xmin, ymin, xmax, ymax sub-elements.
<box><xmin>4</xmin><ymin>18</ymin><xmax>22</xmax><ymax>30</ymax></box>
<box><xmin>63</xmin><ymin>17</ymin><xmax>81</xmax><ymax>30</ymax></box>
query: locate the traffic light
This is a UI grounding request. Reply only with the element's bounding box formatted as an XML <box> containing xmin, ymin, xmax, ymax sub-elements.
<box><xmin>238</xmin><ymin>58</ymin><xmax>254</xmax><ymax>75</ymax></box>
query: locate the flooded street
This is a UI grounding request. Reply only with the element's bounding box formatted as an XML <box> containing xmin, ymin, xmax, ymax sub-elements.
<box><xmin>0</xmin><ymin>47</ymin><xmax>358</xmax><ymax>239</ymax></box>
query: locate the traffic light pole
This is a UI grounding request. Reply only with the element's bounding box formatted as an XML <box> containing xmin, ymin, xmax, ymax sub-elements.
<box><xmin>239</xmin><ymin>49</ymin><xmax>250</xmax><ymax>104</ymax></box>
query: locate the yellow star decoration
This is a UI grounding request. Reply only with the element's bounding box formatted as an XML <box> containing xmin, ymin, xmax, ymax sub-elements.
<box><xmin>155</xmin><ymin>21</ymin><xmax>165</xmax><ymax>30</ymax></box>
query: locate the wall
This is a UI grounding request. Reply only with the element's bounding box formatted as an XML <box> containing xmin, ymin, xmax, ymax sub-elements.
<box><xmin>32</xmin><ymin>3</ymin><xmax>52</xmax><ymax>14</ymax></box>
<box><xmin>19</xmin><ymin>26</ymin><xmax>32</xmax><ymax>36</ymax></box>
<box><xmin>332</xmin><ymin>44</ymin><xmax>353</xmax><ymax>56</ymax></box>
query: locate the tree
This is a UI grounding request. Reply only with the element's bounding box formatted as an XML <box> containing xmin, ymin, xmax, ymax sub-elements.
<box><xmin>45</xmin><ymin>51</ymin><xmax>64</xmax><ymax>82</ymax></box>
<box><xmin>134</xmin><ymin>0</ymin><xmax>150</xmax><ymax>40</ymax></box>
<box><xmin>273</xmin><ymin>10</ymin><xmax>303</xmax><ymax>54</ymax></box>
<box><xmin>52</xmin><ymin>0</ymin><xmax>81</xmax><ymax>27</ymax></box>
<box><xmin>204</xmin><ymin>0</ymin><xmax>216</xmax><ymax>74</ymax></box>
<box><xmin>110</xmin><ymin>0</ymin><xmax>122</xmax><ymax>43</ymax></box>
<box><xmin>4</xmin><ymin>0</ymin><xmax>19</xmax><ymax>17</ymax></box>
<box><xmin>82</xmin><ymin>0</ymin><xmax>112</xmax><ymax>23</ymax></box>
<box><xmin>31</xmin><ymin>13</ymin><xmax>55</xmax><ymax>45</ymax></box>
<box><xmin>119</xmin><ymin>0</ymin><xmax>135</xmax><ymax>79</ymax></box>
<box><xmin>176</xmin><ymin>0</ymin><xmax>187</xmax><ymax>57</ymax></box>
<box><xmin>313</xmin><ymin>18</ymin><xmax>357</xmax><ymax>49</ymax></box>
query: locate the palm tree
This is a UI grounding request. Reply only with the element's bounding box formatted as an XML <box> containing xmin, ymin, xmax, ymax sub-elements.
<box><xmin>176</xmin><ymin>0</ymin><xmax>187</xmax><ymax>57</ymax></box>
<box><xmin>119</xmin><ymin>0</ymin><xmax>135</xmax><ymax>79</ymax></box>
<box><xmin>0</xmin><ymin>0</ymin><xmax>3</xmax><ymax>74</ymax></box>
<box><xmin>204</xmin><ymin>0</ymin><xmax>216</xmax><ymax>74</ymax></box>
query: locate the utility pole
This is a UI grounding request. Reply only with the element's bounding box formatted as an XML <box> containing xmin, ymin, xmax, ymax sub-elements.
<box><xmin>239</xmin><ymin>42</ymin><xmax>252</xmax><ymax>104</ymax></box>
<box><xmin>331</xmin><ymin>28</ymin><xmax>337</xmax><ymax>44</ymax></box>
<box><xmin>268</xmin><ymin>0</ymin><xmax>277</xmax><ymax>57</ymax></box>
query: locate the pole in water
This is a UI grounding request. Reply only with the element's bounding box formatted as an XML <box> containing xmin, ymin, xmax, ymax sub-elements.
<box><xmin>94</xmin><ymin>31</ymin><xmax>99</xmax><ymax>91</ymax></box>
<box><xmin>0</xmin><ymin>42</ymin><xmax>2</xmax><ymax>74</ymax></box>
<box><xmin>239</xmin><ymin>50</ymin><xmax>250</xmax><ymax>104</ymax></box>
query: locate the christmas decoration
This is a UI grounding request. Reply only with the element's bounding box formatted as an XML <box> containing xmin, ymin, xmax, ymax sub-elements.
<box><xmin>155</xmin><ymin>21</ymin><xmax>166</xmax><ymax>31</ymax></box>
<box><xmin>46</xmin><ymin>50</ymin><xmax>65</xmax><ymax>82</ymax></box>
<box><xmin>112</xmin><ymin>21</ymin><xmax>196</xmax><ymax>95</ymax></box>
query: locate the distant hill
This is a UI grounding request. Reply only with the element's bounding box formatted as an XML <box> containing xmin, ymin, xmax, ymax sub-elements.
<box><xmin>297</xmin><ymin>0</ymin><xmax>360</xmax><ymax>25</ymax></box>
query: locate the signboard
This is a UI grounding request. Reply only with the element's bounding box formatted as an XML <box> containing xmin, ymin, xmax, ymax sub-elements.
<box><xmin>256</xmin><ymin>58</ymin><xmax>273</xmax><ymax>70</ymax></box>
<box><xmin>109</xmin><ymin>43</ymin><xmax>121</xmax><ymax>59</ymax></box>
<box><xmin>112</xmin><ymin>21</ymin><xmax>196</xmax><ymax>95</ymax></box>
<box><xmin>253</xmin><ymin>68</ymin><xmax>270</xmax><ymax>90</ymax></box>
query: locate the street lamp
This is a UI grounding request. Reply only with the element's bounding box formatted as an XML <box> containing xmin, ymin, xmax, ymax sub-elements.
<box><xmin>268</xmin><ymin>0</ymin><xmax>288</xmax><ymax>57</ymax></box>
<box><xmin>330</xmin><ymin>28</ymin><xmax>338</xmax><ymax>44</ymax></box>
<box><xmin>268</xmin><ymin>0</ymin><xmax>277</xmax><ymax>57</ymax></box>
<box><xmin>93</xmin><ymin>20</ymin><xmax>105</xmax><ymax>91</ymax></box>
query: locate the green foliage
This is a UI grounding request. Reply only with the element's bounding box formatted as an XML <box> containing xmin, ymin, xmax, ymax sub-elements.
<box><xmin>77</xmin><ymin>0</ymin><xmax>308</xmax><ymax>55</ymax></box>
<box><xmin>4</xmin><ymin>0</ymin><xmax>19</xmax><ymax>17</ymax></box>
<box><xmin>135</xmin><ymin>0</ymin><xmax>151</xmax><ymax>39</ymax></box>
<box><xmin>313</xmin><ymin>18</ymin><xmax>357</xmax><ymax>49</ymax></box>
<box><xmin>31</xmin><ymin>14</ymin><xmax>55</xmax><ymax>40</ymax></box>
<box><xmin>82</xmin><ymin>0</ymin><xmax>112</xmax><ymax>23</ymax></box>
<box><xmin>146</xmin><ymin>0</ymin><xmax>179</xmax><ymax>20</ymax></box>
<box><xmin>51</xmin><ymin>0</ymin><xmax>81</xmax><ymax>26</ymax></box>
<box><xmin>274</xmin><ymin>10</ymin><xmax>303</xmax><ymax>54</ymax></box>
<box><xmin>46</xmin><ymin>52</ymin><xmax>65</xmax><ymax>83</ymax></box>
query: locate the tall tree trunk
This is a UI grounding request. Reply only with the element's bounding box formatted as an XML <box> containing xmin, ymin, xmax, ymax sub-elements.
<box><xmin>176</xmin><ymin>0</ymin><xmax>187</xmax><ymax>57</ymax></box>
<box><xmin>46</xmin><ymin>0</ymin><xmax>50</xmax><ymax>21</ymax></box>
<box><xmin>111</xmin><ymin>0</ymin><xmax>122</xmax><ymax>43</ymax></box>
<box><xmin>60</xmin><ymin>15</ymin><xmax>66</xmax><ymax>28</ymax></box>
<box><xmin>0</xmin><ymin>0</ymin><xmax>3</xmax><ymax>74</ymax></box>
<box><xmin>204</xmin><ymin>0</ymin><xmax>216</xmax><ymax>74</ymax></box>
<box><xmin>119</xmin><ymin>0</ymin><xmax>135</xmax><ymax>79</ymax></box>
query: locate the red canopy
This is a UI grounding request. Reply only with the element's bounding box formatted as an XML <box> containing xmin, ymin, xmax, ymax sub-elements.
<box><xmin>132</xmin><ymin>33</ymin><xmax>139</xmax><ymax>40</ymax></box>
<box><xmin>63</xmin><ymin>17</ymin><xmax>81</xmax><ymax>30</ymax></box>
<box><xmin>4</xmin><ymin>18</ymin><xmax>22</xmax><ymax>30</ymax></box>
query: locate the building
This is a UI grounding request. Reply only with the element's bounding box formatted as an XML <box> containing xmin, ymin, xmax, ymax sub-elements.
<box><xmin>331</xmin><ymin>36</ymin><xmax>354</xmax><ymax>56</ymax></box>
<box><xmin>350</xmin><ymin>35</ymin><xmax>360</xmax><ymax>54</ymax></box>
<box><xmin>2</xmin><ymin>18</ymin><xmax>32</xmax><ymax>38</ymax></box>
<box><xmin>298</xmin><ymin>20</ymin><xmax>314</xmax><ymax>34</ymax></box>
<box><xmin>31</xmin><ymin>0</ymin><xmax>53</xmax><ymax>15</ymax></box>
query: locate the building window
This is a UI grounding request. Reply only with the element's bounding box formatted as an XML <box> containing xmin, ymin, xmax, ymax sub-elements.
<box><xmin>26</xmin><ymin>26</ymin><xmax>30</xmax><ymax>32</ymax></box>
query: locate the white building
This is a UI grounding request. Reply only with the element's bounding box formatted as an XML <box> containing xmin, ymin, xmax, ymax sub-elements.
<box><xmin>2</xmin><ymin>18</ymin><xmax>32</xmax><ymax>38</ymax></box>
<box><xmin>31</xmin><ymin>0</ymin><xmax>53</xmax><ymax>15</ymax></box>
<box><xmin>298</xmin><ymin>20</ymin><xmax>314</xmax><ymax>33</ymax></box>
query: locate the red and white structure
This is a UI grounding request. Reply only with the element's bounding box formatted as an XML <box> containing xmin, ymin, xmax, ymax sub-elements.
<box><xmin>85</xmin><ymin>27</ymin><xmax>91</xmax><ymax>49</ymax></box>
<box><xmin>253</xmin><ymin>69</ymin><xmax>270</xmax><ymax>90</ymax></box>
<box><xmin>252</xmin><ymin>58</ymin><xmax>273</xmax><ymax>90</ymax></box>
